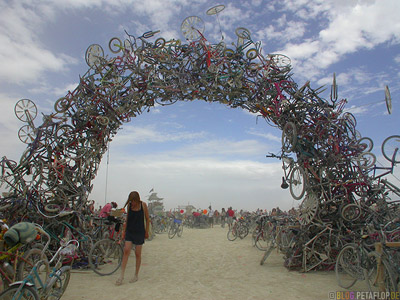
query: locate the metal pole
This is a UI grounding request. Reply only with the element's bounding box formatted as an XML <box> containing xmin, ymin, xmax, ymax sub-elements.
<box><xmin>104</xmin><ymin>143</ymin><xmax>110</xmax><ymax>205</ymax></box>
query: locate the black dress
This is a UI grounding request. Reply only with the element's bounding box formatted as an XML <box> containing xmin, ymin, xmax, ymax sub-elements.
<box><xmin>125</xmin><ymin>202</ymin><xmax>145</xmax><ymax>245</ymax></box>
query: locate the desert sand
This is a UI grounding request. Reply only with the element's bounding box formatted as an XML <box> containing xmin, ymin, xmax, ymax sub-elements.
<box><xmin>62</xmin><ymin>226</ymin><xmax>366</xmax><ymax>300</ymax></box>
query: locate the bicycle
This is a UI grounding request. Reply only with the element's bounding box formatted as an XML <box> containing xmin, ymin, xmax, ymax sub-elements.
<box><xmin>335</xmin><ymin>231</ymin><xmax>377</xmax><ymax>289</ymax></box>
<box><xmin>259</xmin><ymin>218</ymin><xmax>299</xmax><ymax>265</ymax></box>
<box><xmin>168</xmin><ymin>217</ymin><xmax>183</xmax><ymax>239</ymax></box>
<box><xmin>227</xmin><ymin>217</ymin><xmax>249</xmax><ymax>241</ymax></box>
<box><xmin>88</xmin><ymin>220</ymin><xmax>123</xmax><ymax>276</ymax></box>
<box><xmin>0</xmin><ymin>226</ymin><xmax>76</xmax><ymax>300</ymax></box>
<box><xmin>266</xmin><ymin>152</ymin><xmax>306</xmax><ymax>200</ymax></box>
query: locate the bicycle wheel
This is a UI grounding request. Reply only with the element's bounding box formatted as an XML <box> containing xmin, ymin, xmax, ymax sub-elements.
<box><xmin>298</xmin><ymin>192</ymin><xmax>319</xmax><ymax>225</ymax></box>
<box><xmin>18</xmin><ymin>125</ymin><xmax>36</xmax><ymax>144</ymax></box>
<box><xmin>89</xmin><ymin>239</ymin><xmax>123</xmax><ymax>276</ymax></box>
<box><xmin>177</xmin><ymin>224</ymin><xmax>183</xmax><ymax>237</ymax></box>
<box><xmin>206</xmin><ymin>4</ymin><xmax>225</xmax><ymax>15</ymax></box>
<box><xmin>335</xmin><ymin>243</ymin><xmax>359</xmax><ymax>289</ymax></box>
<box><xmin>85</xmin><ymin>44</ymin><xmax>104</xmax><ymax>69</ymax></box>
<box><xmin>246</xmin><ymin>48</ymin><xmax>258</xmax><ymax>60</ymax></box>
<box><xmin>46</xmin><ymin>265</ymin><xmax>71</xmax><ymax>299</ymax></box>
<box><xmin>341</xmin><ymin>203</ymin><xmax>362</xmax><ymax>222</ymax></box>
<box><xmin>255</xmin><ymin>231</ymin><xmax>272</xmax><ymax>251</ymax></box>
<box><xmin>235</xmin><ymin>27</ymin><xmax>251</xmax><ymax>39</ymax></box>
<box><xmin>356</xmin><ymin>152</ymin><xmax>376</xmax><ymax>169</ymax></box>
<box><xmin>356</xmin><ymin>137</ymin><xmax>373</xmax><ymax>152</ymax></box>
<box><xmin>227</xmin><ymin>227</ymin><xmax>238</xmax><ymax>241</ymax></box>
<box><xmin>381</xmin><ymin>135</ymin><xmax>400</xmax><ymax>163</ymax></box>
<box><xmin>238</xmin><ymin>223</ymin><xmax>249</xmax><ymax>239</ymax></box>
<box><xmin>168</xmin><ymin>224</ymin><xmax>176</xmax><ymax>239</ymax></box>
<box><xmin>0</xmin><ymin>284</ymin><xmax>39</xmax><ymax>300</ymax></box>
<box><xmin>15</xmin><ymin>99</ymin><xmax>37</xmax><ymax>122</ymax></box>
<box><xmin>365</xmin><ymin>251</ymin><xmax>397</xmax><ymax>293</ymax></box>
<box><xmin>17</xmin><ymin>249</ymin><xmax>50</xmax><ymax>286</ymax></box>
<box><xmin>154</xmin><ymin>37</ymin><xmax>166</xmax><ymax>48</ymax></box>
<box><xmin>181</xmin><ymin>16</ymin><xmax>204</xmax><ymax>40</ymax></box>
<box><xmin>270</xmin><ymin>54</ymin><xmax>291</xmax><ymax>69</ymax></box>
<box><xmin>282</xmin><ymin>122</ymin><xmax>297</xmax><ymax>153</ymax></box>
<box><xmin>385</xmin><ymin>85</ymin><xmax>392</xmax><ymax>114</ymax></box>
<box><xmin>289</xmin><ymin>165</ymin><xmax>306</xmax><ymax>200</ymax></box>
<box><xmin>54</xmin><ymin>97</ymin><xmax>70</xmax><ymax>113</ymax></box>
<box><xmin>109</xmin><ymin>37</ymin><xmax>122</xmax><ymax>53</ymax></box>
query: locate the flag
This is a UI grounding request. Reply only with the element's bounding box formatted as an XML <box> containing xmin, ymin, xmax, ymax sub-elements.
<box><xmin>149</xmin><ymin>188</ymin><xmax>154</xmax><ymax>193</ymax></box>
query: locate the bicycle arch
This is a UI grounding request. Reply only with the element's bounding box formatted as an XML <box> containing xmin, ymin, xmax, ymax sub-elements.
<box><xmin>1</xmin><ymin>17</ymin><xmax>387</xmax><ymax>226</ymax></box>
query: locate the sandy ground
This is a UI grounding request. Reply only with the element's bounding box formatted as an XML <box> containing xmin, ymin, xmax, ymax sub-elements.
<box><xmin>62</xmin><ymin>226</ymin><xmax>367</xmax><ymax>300</ymax></box>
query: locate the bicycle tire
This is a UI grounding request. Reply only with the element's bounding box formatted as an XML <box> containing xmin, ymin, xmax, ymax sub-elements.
<box><xmin>236</xmin><ymin>223</ymin><xmax>248</xmax><ymax>239</ymax></box>
<box><xmin>289</xmin><ymin>165</ymin><xmax>306</xmax><ymax>200</ymax></box>
<box><xmin>154</xmin><ymin>37</ymin><xmax>166</xmax><ymax>49</ymax></box>
<box><xmin>15</xmin><ymin>99</ymin><xmax>37</xmax><ymax>122</ymax></box>
<box><xmin>89</xmin><ymin>239</ymin><xmax>123</xmax><ymax>276</ymax></box>
<box><xmin>335</xmin><ymin>244</ymin><xmax>358</xmax><ymax>289</ymax></box>
<box><xmin>235</xmin><ymin>27</ymin><xmax>251</xmax><ymax>39</ymax></box>
<box><xmin>54</xmin><ymin>97</ymin><xmax>70</xmax><ymax>113</ymax></box>
<box><xmin>341</xmin><ymin>203</ymin><xmax>362</xmax><ymax>222</ymax></box>
<box><xmin>381</xmin><ymin>135</ymin><xmax>400</xmax><ymax>163</ymax></box>
<box><xmin>356</xmin><ymin>152</ymin><xmax>376</xmax><ymax>169</ymax></box>
<box><xmin>282</xmin><ymin>122</ymin><xmax>297</xmax><ymax>153</ymax></box>
<box><xmin>109</xmin><ymin>37</ymin><xmax>122</xmax><ymax>53</ymax></box>
<box><xmin>0</xmin><ymin>284</ymin><xmax>39</xmax><ymax>300</ymax></box>
<box><xmin>365</xmin><ymin>251</ymin><xmax>397</xmax><ymax>293</ymax></box>
<box><xmin>168</xmin><ymin>225</ymin><xmax>176</xmax><ymax>239</ymax></box>
<box><xmin>227</xmin><ymin>228</ymin><xmax>238</xmax><ymax>241</ymax></box>
<box><xmin>246</xmin><ymin>48</ymin><xmax>258</xmax><ymax>60</ymax></box>
<box><xmin>270</xmin><ymin>54</ymin><xmax>291</xmax><ymax>69</ymax></box>
<box><xmin>298</xmin><ymin>192</ymin><xmax>318</xmax><ymax>225</ymax></box>
<box><xmin>17</xmin><ymin>249</ymin><xmax>50</xmax><ymax>285</ymax></box>
<box><xmin>356</xmin><ymin>137</ymin><xmax>373</xmax><ymax>152</ymax></box>
<box><xmin>181</xmin><ymin>16</ymin><xmax>204</xmax><ymax>40</ymax></box>
<box><xmin>46</xmin><ymin>265</ymin><xmax>71</xmax><ymax>299</ymax></box>
<box><xmin>85</xmin><ymin>44</ymin><xmax>104</xmax><ymax>69</ymax></box>
<box><xmin>18</xmin><ymin>125</ymin><xmax>36</xmax><ymax>144</ymax></box>
<box><xmin>177</xmin><ymin>224</ymin><xmax>183</xmax><ymax>237</ymax></box>
<box><xmin>385</xmin><ymin>85</ymin><xmax>392</xmax><ymax>114</ymax></box>
<box><xmin>255</xmin><ymin>231</ymin><xmax>272</xmax><ymax>251</ymax></box>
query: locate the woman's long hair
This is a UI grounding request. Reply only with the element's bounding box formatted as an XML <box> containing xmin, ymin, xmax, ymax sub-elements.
<box><xmin>123</xmin><ymin>191</ymin><xmax>140</xmax><ymax>209</ymax></box>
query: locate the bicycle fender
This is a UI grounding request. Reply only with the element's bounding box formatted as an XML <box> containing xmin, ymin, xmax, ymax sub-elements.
<box><xmin>9</xmin><ymin>281</ymin><xmax>35</xmax><ymax>287</ymax></box>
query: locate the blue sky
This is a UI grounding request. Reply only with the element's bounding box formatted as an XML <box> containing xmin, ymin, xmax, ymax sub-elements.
<box><xmin>0</xmin><ymin>0</ymin><xmax>399</xmax><ymax>212</ymax></box>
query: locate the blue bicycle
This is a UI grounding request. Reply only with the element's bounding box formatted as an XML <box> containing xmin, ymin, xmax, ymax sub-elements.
<box><xmin>0</xmin><ymin>225</ymin><xmax>78</xmax><ymax>300</ymax></box>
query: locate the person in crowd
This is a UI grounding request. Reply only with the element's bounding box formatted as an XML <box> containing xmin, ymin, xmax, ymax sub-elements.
<box><xmin>227</xmin><ymin>207</ymin><xmax>235</xmax><ymax>229</ymax></box>
<box><xmin>116</xmin><ymin>191</ymin><xmax>150</xmax><ymax>286</ymax></box>
<box><xmin>99</xmin><ymin>202</ymin><xmax>118</xmax><ymax>218</ymax></box>
<box><xmin>100</xmin><ymin>201</ymin><xmax>121</xmax><ymax>231</ymax></box>
<box><xmin>220</xmin><ymin>208</ymin><xmax>226</xmax><ymax>228</ymax></box>
<box><xmin>193</xmin><ymin>210</ymin><xmax>201</xmax><ymax>227</ymax></box>
<box><xmin>214</xmin><ymin>209</ymin><xmax>219</xmax><ymax>225</ymax></box>
<box><xmin>208</xmin><ymin>206</ymin><xmax>214</xmax><ymax>228</ymax></box>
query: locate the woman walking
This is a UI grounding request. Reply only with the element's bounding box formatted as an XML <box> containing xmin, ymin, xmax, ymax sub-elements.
<box><xmin>116</xmin><ymin>191</ymin><xmax>150</xmax><ymax>286</ymax></box>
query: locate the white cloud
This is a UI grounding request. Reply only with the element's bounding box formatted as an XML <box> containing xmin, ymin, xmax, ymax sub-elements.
<box><xmin>0</xmin><ymin>2</ymin><xmax>77</xmax><ymax>85</ymax></box>
<box><xmin>89</xmin><ymin>155</ymin><xmax>294</xmax><ymax>211</ymax></box>
<box><xmin>280</xmin><ymin>0</ymin><xmax>400</xmax><ymax>82</ymax></box>
<box><xmin>112</xmin><ymin>124</ymin><xmax>207</xmax><ymax>146</ymax></box>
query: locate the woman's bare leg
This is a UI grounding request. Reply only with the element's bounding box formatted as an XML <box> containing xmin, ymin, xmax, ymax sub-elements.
<box><xmin>116</xmin><ymin>241</ymin><xmax>133</xmax><ymax>285</ymax></box>
<box><xmin>132</xmin><ymin>245</ymin><xmax>143</xmax><ymax>281</ymax></box>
